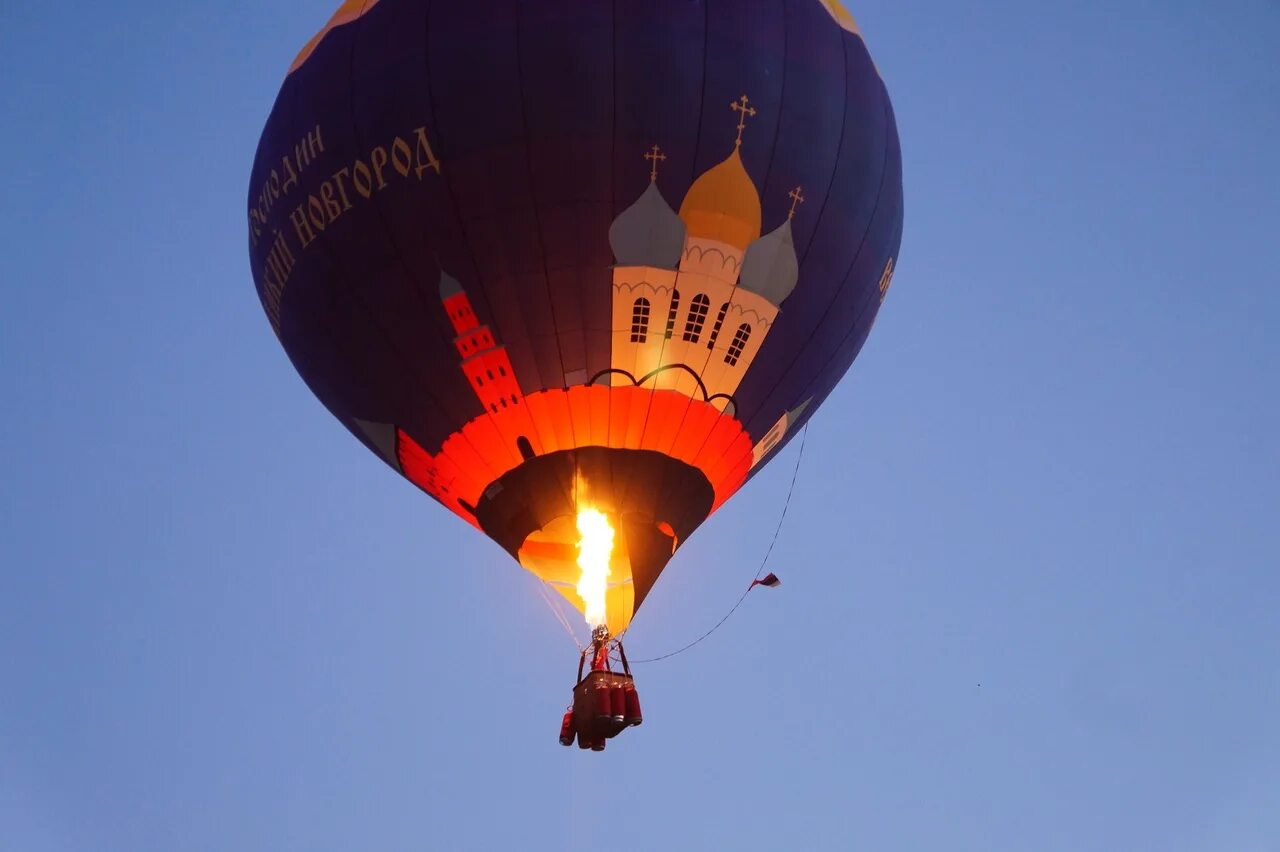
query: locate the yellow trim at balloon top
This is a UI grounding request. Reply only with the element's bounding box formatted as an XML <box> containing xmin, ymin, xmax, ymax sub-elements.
<box><xmin>289</xmin><ymin>0</ymin><xmax>381</xmax><ymax>74</ymax></box>
<box><xmin>817</xmin><ymin>0</ymin><xmax>883</xmax><ymax>79</ymax></box>
<box><xmin>818</xmin><ymin>0</ymin><xmax>861</xmax><ymax>33</ymax></box>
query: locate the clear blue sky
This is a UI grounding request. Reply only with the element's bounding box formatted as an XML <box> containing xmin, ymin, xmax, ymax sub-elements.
<box><xmin>3</xmin><ymin>2</ymin><xmax>1278</xmax><ymax>850</ymax></box>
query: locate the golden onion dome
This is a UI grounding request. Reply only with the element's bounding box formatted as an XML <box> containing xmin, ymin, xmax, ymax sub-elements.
<box><xmin>677</xmin><ymin>148</ymin><xmax>762</xmax><ymax>251</ymax></box>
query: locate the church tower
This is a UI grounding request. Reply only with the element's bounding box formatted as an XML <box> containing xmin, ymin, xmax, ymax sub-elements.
<box><xmin>440</xmin><ymin>272</ymin><xmax>523</xmax><ymax>415</ymax></box>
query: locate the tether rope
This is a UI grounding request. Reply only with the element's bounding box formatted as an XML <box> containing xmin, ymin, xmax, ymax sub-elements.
<box><xmin>629</xmin><ymin>423</ymin><xmax>808</xmax><ymax>664</ymax></box>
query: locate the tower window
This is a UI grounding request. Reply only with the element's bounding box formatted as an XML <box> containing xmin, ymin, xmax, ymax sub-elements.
<box><xmin>664</xmin><ymin>289</ymin><xmax>681</xmax><ymax>339</ymax></box>
<box><xmin>683</xmin><ymin>294</ymin><xmax>710</xmax><ymax>342</ymax></box>
<box><xmin>510</xmin><ymin>395</ymin><xmax>519</xmax><ymax>406</ymax></box>
<box><xmin>725</xmin><ymin>323</ymin><xmax>752</xmax><ymax>366</ymax></box>
<box><xmin>487</xmin><ymin>369</ymin><xmax>494</xmax><ymax>380</ymax></box>
<box><xmin>490</xmin><ymin>403</ymin><xmax>498</xmax><ymax>413</ymax></box>
<box><xmin>707</xmin><ymin>302</ymin><xmax>730</xmax><ymax>349</ymax></box>
<box><xmin>630</xmin><ymin>297</ymin><xmax>651</xmax><ymax>343</ymax></box>
<box><xmin>475</xmin><ymin>375</ymin><xmax>484</xmax><ymax>387</ymax></box>
<box><xmin>499</xmin><ymin>365</ymin><xmax>507</xmax><ymax>377</ymax></box>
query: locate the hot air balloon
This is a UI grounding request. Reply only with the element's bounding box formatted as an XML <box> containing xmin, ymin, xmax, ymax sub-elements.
<box><xmin>247</xmin><ymin>0</ymin><xmax>902</xmax><ymax>750</ymax></box>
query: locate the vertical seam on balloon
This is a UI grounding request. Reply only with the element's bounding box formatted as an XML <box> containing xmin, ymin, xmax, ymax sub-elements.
<box><xmin>418</xmin><ymin>1</ymin><xmax>576</xmax><ymax>520</ymax></box>
<box><xmin>720</xmin><ymin>154</ymin><xmax>891</xmax><ymax>483</ymax></box>
<box><xmin>754</xmin><ymin>162</ymin><xmax>902</xmax><ymax>457</ymax></box>
<box><xmin>693</xmin><ymin>30</ymin><xmax>884</xmax><ymax>488</ymax></box>
<box><xmin>741</xmin><ymin>92</ymin><xmax>897</xmax><ymax>434</ymax></box>
<box><xmin>561</xmin><ymin>6</ymin><xmax>611</xmax><ymax>510</ymax></box>
<box><xmin>342</xmin><ymin>2</ymin><xmax>461</xmax><ymax>357</ymax></box>
<box><xmin>290</xmin><ymin>220</ymin><xmax>509</xmax><ymax>488</ymax></box>
<box><xmin>418</xmin><ymin>13</ymin><xmax>554</xmax><ymax>407</ymax></box>
<box><xmin>635</xmin><ymin>0</ymin><xmax>753</xmax><ymax>539</ymax></box>
<box><xmin>659</xmin><ymin>0</ymin><xmax>793</xmax><ymax>488</ymax></box>
<box><xmin>744</xmin><ymin>210</ymin><xmax>900</xmax><ymax>467</ymax></box>
<box><xmin>343</xmin><ymin>0</ymin><xmax>509</xmax><ymax>474</ymax></box>
<box><xmin>616</xmin><ymin>0</ymin><xmax>712</xmax><ymax>516</ymax></box>
<box><xmin>512</xmin><ymin>2</ymin><xmax>578</xmax><ymax>458</ymax></box>
<box><xmin>445</xmin><ymin>3</ymin><xmax>581</xmax><ymax>521</ymax></box>
<box><xmin>711</xmin><ymin>94</ymin><xmax>897</xmax><ymax>481</ymax></box>
<box><xmin>614</xmin><ymin>2</ymin><xmax>702</xmax><ymax>520</ymax></box>
<box><xmin>796</xmin><ymin>11</ymin><xmax>851</xmax><ymax>265</ymax></box>
<box><xmin>417</xmin><ymin>3</ymin><xmax>572</xmax><ymax>522</ymax></box>
<box><xmin>677</xmin><ymin>0</ymin><xmax>807</xmax><ymax>493</ymax></box>
<box><xmin>266</xmin><ymin>3</ymin><xmax>505</xmax><ymax>524</ymax></box>
<box><xmin>507</xmin><ymin>2</ymin><xmax>591</xmax><ymax>524</ymax></box>
<box><xmin>604</xmin><ymin>0</ymin><xmax>623</xmax><ymax>519</ymax></box>
<box><xmin>415</xmin><ymin>3</ymin><xmax>499</xmax><ymax>358</ymax></box>
<box><xmin>754</xmin><ymin>0</ymin><xmax>790</xmax><ymax>196</ymax></box>
<box><xmin>345</xmin><ymin>2</ymin><xmax>562</xmax><ymax>508</ymax></box>
<box><xmin>337</xmin><ymin>0</ymin><xmax>515</xmax><ymax>484</ymax></box>
<box><xmin>262</xmin><ymin>45</ymin><xmax>422</xmax><ymax>481</ymax></box>
<box><xmin>738</xmin><ymin>32</ymin><xmax>881</xmax><ymax>424</ymax></box>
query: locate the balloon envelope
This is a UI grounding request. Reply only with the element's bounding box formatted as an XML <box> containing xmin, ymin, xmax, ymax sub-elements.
<box><xmin>248</xmin><ymin>0</ymin><xmax>903</xmax><ymax>634</ymax></box>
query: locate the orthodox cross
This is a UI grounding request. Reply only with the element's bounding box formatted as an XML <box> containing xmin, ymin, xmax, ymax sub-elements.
<box><xmin>644</xmin><ymin>144</ymin><xmax>666</xmax><ymax>182</ymax></box>
<box><xmin>730</xmin><ymin>94</ymin><xmax>757</xmax><ymax>147</ymax></box>
<box><xmin>788</xmin><ymin>186</ymin><xmax>806</xmax><ymax>219</ymax></box>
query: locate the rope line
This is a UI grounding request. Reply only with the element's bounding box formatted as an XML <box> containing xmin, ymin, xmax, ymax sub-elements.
<box><xmin>536</xmin><ymin>579</ymin><xmax>584</xmax><ymax>652</ymax></box>
<box><xmin>630</xmin><ymin>423</ymin><xmax>808</xmax><ymax>664</ymax></box>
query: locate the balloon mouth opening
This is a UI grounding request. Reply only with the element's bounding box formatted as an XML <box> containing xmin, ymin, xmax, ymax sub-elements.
<box><xmin>471</xmin><ymin>446</ymin><xmax>714</xmax><ymax>634</ymax></box>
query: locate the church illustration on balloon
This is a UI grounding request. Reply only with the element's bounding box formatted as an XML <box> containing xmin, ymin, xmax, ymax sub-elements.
<box><xmin>602</xmin><ymin>95</ymin><xmax>802</xmax><ymax>419</ymax></box>
<box><xmin>357</xmin><ymin>97</ymin><xmax>813</xmax><ymax>624</ymax></box>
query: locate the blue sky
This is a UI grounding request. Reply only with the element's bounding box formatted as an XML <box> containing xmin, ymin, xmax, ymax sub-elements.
<box><xmin>2</xmin><ymin>2</ymin><xmax>1278</xmax><ymax>850</ymax></box>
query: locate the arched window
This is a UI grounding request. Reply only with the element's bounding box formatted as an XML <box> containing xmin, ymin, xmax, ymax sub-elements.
<box><xmin>725</xmin><ymin>323</ymin><xmax>752</xmax><ymax>366</ymax></box>
<box><xmin>664</xmin><ymin>290</ymin><xmax>681</xmax><ymax>339</ymax></box>
<box><xmin>706</xmin><ymin>301</ymin><xmax>730</xmax><ymax>349</ymax></box>
<box><xmin>683</xmin><ymin>294</ymin><xmax>710</xmax><ymax>342</ymax></box>
<box><xmin>630</xmin><ymin>297</ymin><xmax>651</xmax><ymax>343</ymax></box>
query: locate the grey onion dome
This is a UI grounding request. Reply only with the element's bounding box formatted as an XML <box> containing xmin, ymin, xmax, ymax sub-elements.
<box><xmin>438</xmin><ymin>270</ymin><xmax>464</xmax><ymax>300</ymax></box>
<box><xmin>739</xmin><ymin>219</ymin><xmax>799</xmax><ymax>306</ymax></box>
<box><xmin>608</xmin><ymin>182</ymin><xmax>686</xmax><ymax>269</ymax></box>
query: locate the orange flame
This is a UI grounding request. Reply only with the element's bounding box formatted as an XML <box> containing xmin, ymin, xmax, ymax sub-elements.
<box><xmin>575</xmin><ymin>508</ymin><xmax>614</xmax><ymax>628</ymax></box>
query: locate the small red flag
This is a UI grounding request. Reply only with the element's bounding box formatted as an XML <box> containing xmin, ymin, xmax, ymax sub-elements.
<box><xmin>750</xmin><ymin>573</ymin><xmax>781</xmax><ymax>590</ymax></box>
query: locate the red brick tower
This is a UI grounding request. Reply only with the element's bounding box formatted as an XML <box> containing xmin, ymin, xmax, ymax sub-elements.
<box><xmin>439</xmin><ymin>273</ymin><xmax>523</xmax><ymax>414</ymax></box>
